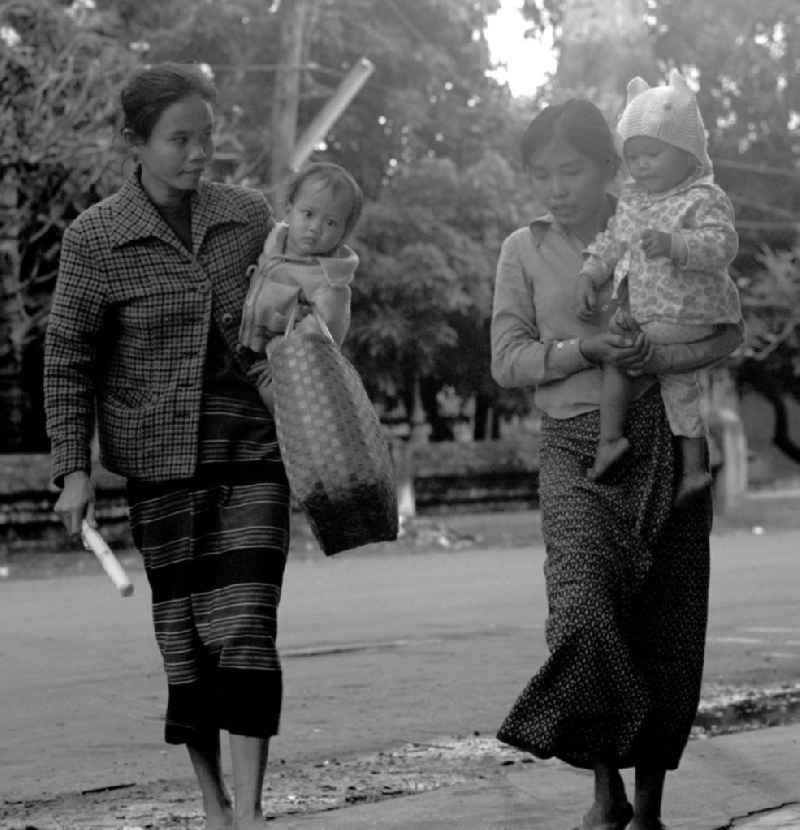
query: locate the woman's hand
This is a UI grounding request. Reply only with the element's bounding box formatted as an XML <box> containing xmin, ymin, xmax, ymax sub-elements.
<box><xmin>54</xmin><ymin>470</ymin><xmax>95</xmax><ymax>536</ymax></box>
<box><xmin>580</xmin><ymin>330</ymin><xmax>653</xmax><ymax>374</ymax></box>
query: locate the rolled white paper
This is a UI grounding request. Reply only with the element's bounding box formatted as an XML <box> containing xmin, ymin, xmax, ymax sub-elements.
<box><xmin>81</xmin><ymin>520</ymin><xmax>134</xmax><ymax>597</ymax></box>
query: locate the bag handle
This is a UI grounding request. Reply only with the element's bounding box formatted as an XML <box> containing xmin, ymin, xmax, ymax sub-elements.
<box><xmin>283</xmin><ymin>300</ymin><xmax>336</xmax><ymax>345</ymax></box>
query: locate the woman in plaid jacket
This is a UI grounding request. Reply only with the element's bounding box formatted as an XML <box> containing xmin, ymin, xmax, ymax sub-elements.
<box><xmin>45</xmin><ymin>63</ymin><xmax>287</xmax><ymax>830</ymax></box>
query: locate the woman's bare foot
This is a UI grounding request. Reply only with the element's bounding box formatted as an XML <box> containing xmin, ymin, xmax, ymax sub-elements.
<box><xmin>234</xmin><ymin>816</ymin><xmax>264</xmax><ymax>830</ymax></box>
<box><xmin>577</xmin><ymin>800</ymin><xmax>634</xmax><ymax>830</ymax></box>
<box><xmin>588</xmin><ymin>437</ymin><xmax>631</xmax><ymax>481</ymax></box>
<box><xmin>674</xmin><ymin>470</ymin><xmax>712</xmax><ymax>507</ymax></box>
<box><xmin>205</xmin><ymin>804</ymin><xmax>233</xmax><ymax>830</ymax></box>
<box><xmin>627</xmin><ymin>818</ymin><xmax>666</xmax><ymax>830</ymax></box>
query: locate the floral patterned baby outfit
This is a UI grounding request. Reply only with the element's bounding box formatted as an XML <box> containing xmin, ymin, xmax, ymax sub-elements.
<box><xmin>580</xmin><ymin>173</ymin><xmax>742</xmax><ymax>436</ymax></box>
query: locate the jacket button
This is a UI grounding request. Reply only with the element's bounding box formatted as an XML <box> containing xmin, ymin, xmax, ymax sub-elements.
<box><xmin>222</xmin><ymin>312</ymin><xmax>233</xmax><ymax>325</ymax></box>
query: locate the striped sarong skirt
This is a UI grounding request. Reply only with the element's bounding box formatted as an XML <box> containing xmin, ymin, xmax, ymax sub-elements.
<box><xmin>127</xmin><ymin>396</ymin><xmax>291</xmax><ymax>746</ymax></box>
<box><xmin>497</xmin><ymin>385</ymin><xmax>711</xmax><ymax>770</ymax></box>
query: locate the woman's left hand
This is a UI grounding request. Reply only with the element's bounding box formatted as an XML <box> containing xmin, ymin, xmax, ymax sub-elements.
<box><xmin>621</xmin><ymin>331</ymin><xmax>654</xmax><ymax>375</ymax></box>
<box><xmin>581</xmin><ymin>331</ymin><xmax>652</xmax><ymax>373</ymax></box>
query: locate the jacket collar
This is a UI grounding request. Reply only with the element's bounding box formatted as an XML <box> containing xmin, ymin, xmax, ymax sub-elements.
<box><xmin>528</xmin><ymin>192</ymin><xmax>618</xmax><ymax>247</ymax></box>
<box><xmin>110</xmin><ymin>170</ymin><xmax>249</xmax><ymax>253</ymax></box>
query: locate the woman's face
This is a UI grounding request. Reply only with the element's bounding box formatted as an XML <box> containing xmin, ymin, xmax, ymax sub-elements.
<box><xmin>131</xmin><ymin>94</ymin><xmax>214</xmax><ymax>204</ymax></box>
<box><xmin>528</xmin><ymin>138</ymin><xmax>612</xmax><ymax>238</ymax></box>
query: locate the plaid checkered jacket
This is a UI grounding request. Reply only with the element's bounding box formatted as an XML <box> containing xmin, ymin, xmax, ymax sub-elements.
<box><xmin>44</xmin><ymin>172</ymin><xmax>273</xmax><ymax>485</ymax></box>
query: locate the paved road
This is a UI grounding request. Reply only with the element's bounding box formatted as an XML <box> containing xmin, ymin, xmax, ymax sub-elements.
<box><xmin>2</xmin><ymin>525</ymin><xmax>799</xmax><ymax>804</ymax></box>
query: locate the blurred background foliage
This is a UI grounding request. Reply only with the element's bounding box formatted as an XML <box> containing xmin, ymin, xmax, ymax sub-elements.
<box><xmin>1</xmin><ymin>0</ymin><xmax>799</xmax><ymax>451</ymax></box>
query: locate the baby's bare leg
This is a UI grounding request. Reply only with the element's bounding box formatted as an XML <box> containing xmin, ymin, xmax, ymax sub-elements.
<box><xmin>641</xmin><ymin>321</ymin><xmax>716</xmax><ymax>506</ymax></box>
<box><xmin>675</xmin><ymin>436</ymin><xmax>712</xmax><ymax>507</ymax></box>
<box><xmin>589</xmin><ymin>363</ymin><xmax>632</xmax><ymax>481</ymax></box>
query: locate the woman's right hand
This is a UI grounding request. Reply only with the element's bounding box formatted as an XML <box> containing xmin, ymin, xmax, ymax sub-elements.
<box><xmin>580</xmin><ymin>331</ymin><xmax>653</xmax><ymax>373</ymax></box>
<box><xmin>54</xmin><ymin>470</ymin><xmax>95</xmax><ymax>536</ymax></box>
<box><xmin>575</xmin><ymin>274</ymin><xmax>598</xmax><ymax>320</ymax></box>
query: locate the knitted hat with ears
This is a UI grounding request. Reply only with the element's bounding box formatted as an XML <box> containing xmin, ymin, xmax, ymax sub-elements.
<box><xmin>616</xmin><ymin>68</ymin><xmax>712</xmax><ymax>172</ymax></box>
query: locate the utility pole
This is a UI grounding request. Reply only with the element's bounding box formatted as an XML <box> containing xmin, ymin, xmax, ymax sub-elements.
<box><xmin>270</xmin><ymin>0</ymin><xmax>314</xmax><ymax>188</ymax></box>
<box><xmin>290</xmin><ymin>57</ymin><xmax>373</xmax><ymax>171</ymax></box>
<box><xmin>269</xmin><ymin>1</ymin><xmax>373</xmax><ymax>190</ymax></box>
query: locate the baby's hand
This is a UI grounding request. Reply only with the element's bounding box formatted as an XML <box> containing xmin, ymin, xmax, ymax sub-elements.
<box><xmin>247</xmin><ymin>357</ymin><xmax>275</xmax><ymax>414</ymax></box>
<box><xmin>609</xmin><ymin>306</ymin><xmax>640</xmax><ymax>335</ymax></box>
<box><xmin>575</xmin><ymin>273</ymin><xmax>598</xmax><ymax>320</ymax></box>
<box><xmin>640</xmin><ymin>229</ymin><xmax>672</xmax><ymax>259</ymax></box>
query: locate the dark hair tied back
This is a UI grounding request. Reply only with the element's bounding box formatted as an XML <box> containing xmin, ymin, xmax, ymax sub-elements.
<box><xmin>521</xmin><ymin>99</ymin><xmax>620</xmax><ymax>176</ymax></box>
<box><xmin>121</xmin><ymin>62</ymin><xmax>217</xmax><ymax>141</ymax></box>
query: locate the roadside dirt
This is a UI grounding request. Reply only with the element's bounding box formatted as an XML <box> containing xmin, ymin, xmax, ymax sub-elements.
<box><xmin>6</xmin><ymin>681</ymin><xmax>800</xmax><ymax>830</ymax></box>
<box><xmin>2</xmin><ymin>736</ymin><xmax>524</xmax><ymax>828</ymax></box>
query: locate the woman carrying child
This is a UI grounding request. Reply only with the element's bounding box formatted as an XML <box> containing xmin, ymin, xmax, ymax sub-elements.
<box><xmin>491</xmin><ymin>95</ymin><xmax>742</xmax><ymax>830</ymax></box>
<box><xmin>44</xmin><ymin>63</ymin><xmax>357</xmax><ymax>830</ymax></box>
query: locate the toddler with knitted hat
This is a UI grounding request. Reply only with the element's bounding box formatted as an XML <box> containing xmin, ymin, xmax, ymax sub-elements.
<box><xmin>575</xmin><ymin>69</ymin><xmax>742</xmax><ymax>505</ymax></box>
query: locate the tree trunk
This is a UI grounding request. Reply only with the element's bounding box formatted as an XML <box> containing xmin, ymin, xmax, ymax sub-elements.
<box><xmin>0</xmin><ymin>167</ymin><xmax>24</xmax><ymax>450</ymax></box>
<box><xmin>556</xmin><ymin>0</ymin><xmax>653</xmax><ymax>113</ymax></box>
<box><xmin>419</xmin><ymin>375</ymin><xmax>453</xmax><ymax>442</ymax></box>
<box><xmin>473</xmin><ymin>392</ymin><xmax>490</xmax><ymax>441</ymax></box>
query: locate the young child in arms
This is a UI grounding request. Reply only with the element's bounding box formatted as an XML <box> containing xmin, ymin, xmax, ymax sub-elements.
<box><xmin>575</xmin><ymin>69</ymin><xmax>742</xmax><ymax>505</ymax></box>
<box><xmin>240</xmin><ymin>161</ymin><xmax>363</xmax><ymax>411</ymax></box>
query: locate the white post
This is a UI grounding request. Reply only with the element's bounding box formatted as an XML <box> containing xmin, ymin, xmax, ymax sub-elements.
<box><xmin>704</xmin><ymin>368</ymin><xmax>748</xmax><ymax>513</ymax></box>
<box><xmin>395</xmin><ymin>440</ymin><xmax>416</xmax><ymax>521</ymax></box>
<box><xmin>710</xmin><ymin>409</ymin><xmax>748</xmax><ymax>512</ymax></box>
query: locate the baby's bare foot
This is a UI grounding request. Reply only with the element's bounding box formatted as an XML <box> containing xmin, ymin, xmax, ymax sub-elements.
<box><xmin>674</xmin><ymin>470</ymin><xmax>712</xmax><ymax>507</ymax></box>
<box><xmin>588</xmin><ymin>437</ymin><xmax>631</xmax><ymax>481</ymax></box>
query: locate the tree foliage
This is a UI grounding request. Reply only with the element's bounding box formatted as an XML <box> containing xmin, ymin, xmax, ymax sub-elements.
<box><xmin>1</xmin><ymin>0</ymin><xmax>532</xmax><ymax>448</ymax></box>
<box><xmin>0</xmin><ymin>0</ymin><xmax>137</xmax><ymax>447</ymax></box>
<box><xmin>1</xmin><ymin>0</ymin><xmax>135</xmax><ymax>340</ymax></box>
<box><xmin>522</xmin><ymin>0</ymin><xmax>800</xmax><ymax>385</ymax></box>
<box><xmin>10</xmin><ymin>0</ymin><xmax>799</xmax><ymax>451</ymax></box>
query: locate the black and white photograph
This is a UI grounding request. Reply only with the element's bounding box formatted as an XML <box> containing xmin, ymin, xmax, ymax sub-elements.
<box><xmin>1</xmin><ymin>0</ymin><xmax>799</xmax><ymax>827</ymax></box>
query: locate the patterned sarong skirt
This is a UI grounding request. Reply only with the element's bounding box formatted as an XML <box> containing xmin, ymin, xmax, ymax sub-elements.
<box><xmin>127</xmin><ymin>394</ymin><xmax>291</xmax><ymax>746</ymax></box>
<box><xmin>497</xmin><ymin>385</ymin><xmax>711</xmax><ymax>770</ymax></box>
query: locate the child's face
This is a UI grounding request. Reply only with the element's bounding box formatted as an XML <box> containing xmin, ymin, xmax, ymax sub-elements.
<box><xmin>285</xmin><ymin>179</ymin><xmax>351</xmax><ymax>257</ymax></box>
<box><xmin>624</xmin><ymin>136</ymin><xmax>696</xmax><ymax>194</ymax></box>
